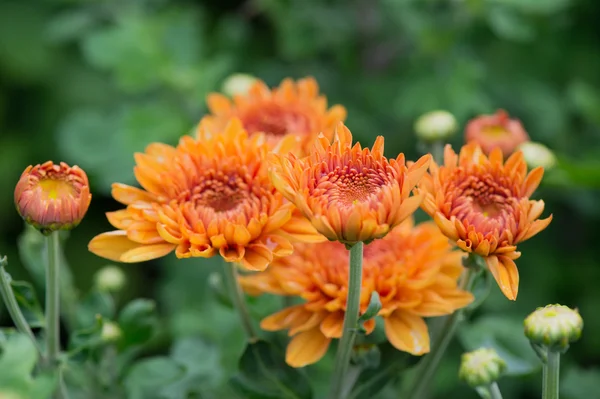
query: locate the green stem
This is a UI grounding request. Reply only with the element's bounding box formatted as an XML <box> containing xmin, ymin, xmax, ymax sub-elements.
<box><xmin>489</xmin><ymin>382</ymin><xmax>504</xmax><ymax>399</ymax></box>
<box><xmin>543</xmin><ymin>351</ymin><xmax>560</xmax><ymax>399</ymax></box>
<box><xmin>0</xmin><ymin>258</ymin><xmax>43</xmax><ymax>357</ymax></box>
<box><xmin>329</xmin><ymin>242</ymin><xmax>364</xmax><ymax>399</ymax></box>
<box><xmin>406</xmin><ymin>266</ymin><xmax>478</xmax><ymax>399</ymax></box>
<box><xmin>46</xmin><ymin>232</ymin><xmax>61</xmax><ymax>367</ymax></box>
<box><xmin>223</xmin><ymin>261</ymin><xmax>258</xmax><ymax>342</ymax></box>
<box><xmin>431</xmin><ymin>140</ymin><xmax>445</xmax><ymax>165</ymax></box>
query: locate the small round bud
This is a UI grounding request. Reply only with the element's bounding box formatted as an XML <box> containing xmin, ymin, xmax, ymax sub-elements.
<box><xmin>465</xmin><ymin>109</ymin><xmax>529</xmax><ymax>157</ymax></box>
<box><xmin>222</xmin><ymin>73</ymin><xmax>258</xmax><ymax>97</ymax></box>
<box><xmin>414</xmin><ymin>110</ymin><xmax>458</xmax><ymax>142</ymax></box>
<box><xmin>94</xmin><ymin>266</ymin><xmax>126</xmax><ymax>292</ymax></box>
<box><xmin>524</xmin><ymin>304</ymin><xmax>583</xmax><ymax>352</ymax></box>
<box><xmin>14</xmin><ymin>161</ymin><xmax>91</xmax><ymax>235</ymax></box>
<box><xmin>459</xmin><ymin>348</ymin><xmax>506</xmax><ymax>388</ymax></box>
<box><xmin>518</xmin><ymin>141</ymin><xmax>557</xmax><ymax>170</ymax></box>
<box><xmin>101</xmin><ymin>321</ymin><xmax>122</xmax><ymax>342</ymax></box>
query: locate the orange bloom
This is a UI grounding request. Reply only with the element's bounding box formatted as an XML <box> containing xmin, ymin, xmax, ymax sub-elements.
<box><xmin>198</xmin><ymin>77</ymin><xmax>346</xmax><ymax>155</ymax></box>
<box><xmin>240</xmin><ymin>219</ymin><xmax>474</xmax><ymax>367</ymax></box>
<box><xmin>88</xmin><ymin>119</ymin><xmax>324</xmax><ymax>270</ymax></box>
<box><xmin>15</xmin><ymin>161</ymin><xmax>91</xmax><ymax>234</ymax></box>
<box><xmin>465</xmin><ymin>109</ymin><xmax>530</xmax><ymax>157</ymax></box>
<box><xmin>269</xmin><ymin>122</ymin><xmax>430</xmax><ymax>245</ymax></box>
<box><xmin>418</xmin><ymin>143</ymin><xmax>552</xmax><ymax>300</ymax></box>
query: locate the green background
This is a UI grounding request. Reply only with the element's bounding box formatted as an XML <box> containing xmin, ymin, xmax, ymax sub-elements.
<box><xmin>1</xmin><ymin>0</ymin><xmax>600</xmax><ymax>398</ymax></box>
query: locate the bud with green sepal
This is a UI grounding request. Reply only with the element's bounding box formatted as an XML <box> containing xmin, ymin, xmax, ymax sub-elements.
<box><xmin>459</xmin><ymin>347</ymin><xmax>506</xmax><ymax>399</ymax></box>
<box><xmin>94</xmin><ymin>265</ymin><xmax>126</xmax><ymax>293</ymax></box>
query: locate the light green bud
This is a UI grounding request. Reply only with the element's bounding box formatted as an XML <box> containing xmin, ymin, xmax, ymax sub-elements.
<box><xmin>414</xmin><ymin>110</ymin><xmax>458</xmax><ymax>142</ymax></box>
<box><xmin>101</xmin><ymin>321</ymin><xmax>122</xmax><ymax>343</ymax></box>
<box><xmin>222</xmin><ymin>73</ymin><xmax>258</xmax><ymax>97</ymax></box>
<box><xmin>518</xmin><ymin>142</ymin><xmax>557</xmax><ymax>170</ymax></box>
<box><xmin>524</xmin><ymin>304</ymin><xmax>583</xmax><ymax>352</ymax></box>
<box><xmin>94</xmin><ymin>265</ymin><xmax>126</xmax><ymax>292</ymax></box>
<box><xmin>459</xmin><ymin>347</ymin><xmax>506</xmax><ymax>387</ymax></box>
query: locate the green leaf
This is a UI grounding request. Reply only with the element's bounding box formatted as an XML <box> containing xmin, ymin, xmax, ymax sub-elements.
<box><xmin>118</xmin><ymin>299</ymin><xmax>158</xmax><ymax>348</ymax></box>
<box><xmin>124</xmin><ymin>357</ymin><xmax>185</xmax><ymax>399</ymax></box>
<box><xmin>75</xmin><ymin>289</ymin><xmax>115</xmax><ymax>329</ymax></box>
<box><xmin>230</xmin><ymin>340</ymin><xmax>313</xmax><ymax>399</ymax></box>
<box><xmin>10</xmin><ymin>280</ymin><xmax>45</xmax><ymax>328</ymax></box>
<box><xmin>69</xmin><ymin>315</ymin><xmax>104</xmax><ymax>354</ymax></box>
<box><xmin>0</xmin><ymin>333</ymin><xmax>38</xmax><ymax>393</ymax></box>
<box><xmin>458</xmin><ymin>316</ymin><xmax>541</xmax><ymax>376</ymax></box>
<box><xmin>358</xmin><ymin>292</ymin><xmax>382</xmax><ymax>325</ymax></box>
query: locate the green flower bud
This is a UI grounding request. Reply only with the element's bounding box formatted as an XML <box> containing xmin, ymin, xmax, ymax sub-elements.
<box><xmin>518</xmin><ymin>142</ymin><xmax>557</xmax><ymax>170</ymax></box>
<box><xmin>222</xmin><ymin>73</ymin><xmax>258</xmax><ymax>97</ymax></box>
<box><xmin>459</xmin><ymin>348</ymin><xmax>506</xmax><ymax>388</ymax></box>
<box><xmin>414</xmin><ymin>110</ymin><xmax>458</xmax><ymax>142</ymax></box>
<box><xmin>101</xmin><ymin>321</ymin><xmax>122</xmax><ymax>343</ymax></box>
<box><xmin>524</xmin><ymin>304</ymin><xmax>583</xmax><ymax>352</ymax></box>
<box><xmin>94</xmin><ymin>266</ymin><xmax>126</xmax><ymax>292</ymax></box>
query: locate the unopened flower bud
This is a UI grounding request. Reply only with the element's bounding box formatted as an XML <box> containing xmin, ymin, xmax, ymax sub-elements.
<box><xmin>459</xmin><ymin>348</ymin><xmax>506</xmax><ymax>388</ymax></box>
<box><xmin>14</xmin><ymin>161</ymin><xmax>91</xmax><ymax>235</ymax></box>
<box><xmin>222</xmin><ymin>73</ymin><xmax>258</xmax><ymax>97</ymax></box>
<box><xmin>518</xmin><ymin>141</ymin><xmax>557</xmax><ymax>170</ymax></box>
<box><xmin>524</xmin><ymin>304</ymin><xmax>583</xmax><ymax>352</ymax></box>
<box><xmin>414</xmin><ymin>110</ymin><xmax>458</xmax><ymax>142</ymax></box>
<box><xmin>465</xmin><ymin>109</ymin><xmax>529</xmax><ymax>157</ymax></box>
<box><xmin>101</xmin><ymin>321</ymin><xmax>122</xmax><ymax>342</ymax></box>
<box><xmin>94</xmin><ymin>266</ymin><xmax>126</xmax><ymax>292</ymax></box>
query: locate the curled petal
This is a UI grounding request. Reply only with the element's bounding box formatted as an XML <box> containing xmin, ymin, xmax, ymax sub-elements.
<box><xmin>485</xmin><ymin>255</ymin><xmax>519</xmax><ymax>300</ymax></box>
<box><xmin>285</xmin><ymin>327</ymin><xmax>331</xmax><ymax>367</ymax></box>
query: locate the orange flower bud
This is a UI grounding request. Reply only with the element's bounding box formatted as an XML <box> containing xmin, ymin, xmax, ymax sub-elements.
<box><xmin>465</xmin><ymin>109</ymin><xmax>529</xmax><ymax>157</ymax></box>
<box><xmin>14</xmin><ymin>161</ymin><xmax>91</xmax><ymax>234</ymax></box>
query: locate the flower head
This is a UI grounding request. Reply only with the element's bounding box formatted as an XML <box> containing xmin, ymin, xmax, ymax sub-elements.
<box><xmin>459</xmin><ymin>348</ymin><xmax>506</xmax><ymax>388</ymax></box>
<box><xmin>465</xmin><ymin>109</ymin><xmax>529</xmax><ymax>157</ymax></box>
<box><xmin>14</xmin><ymin>161</ymin><xmax>91</xmax><ymax>234</ymax></box>
<box><xmin>418</xmin><ymin>143</ymin><xmax>552</xmax><ymax>300</ymax></box>
<box><xmin>524</xmin><ymin>304</ymin><xmax>583</xmax><ymax>352</ymax></box>
<box><xmin>88</xmin><ymin>119</ymin><xmax>324</xmax><ymax>271</ymax></box>
<box><xmin>94</xmin><ymin>266</ymin><xmax>126</xmax><ymax>292</ymax></box>
<box><xmin>240</xmin><ymin>219</ymin><xmax>474</xmax><ymax>367</ymax></box>
<box><xmin>414</xmin><ymin>110</ymin><xmax>458</xmax><ymax>142</ymax></box>
<box><xmin>269</xmin><ymin>122</ymin><xmax>430</xmax><ymax>245</ymax></box>
<box><xmin>518</xmin><ymin>141</ymin><xmax>557</xmax><ymax>170</ymax></box>
<box><xmin>198</xmin><ymin>77</ymin><xmax>346</xmax><ymax>155</ymax></box>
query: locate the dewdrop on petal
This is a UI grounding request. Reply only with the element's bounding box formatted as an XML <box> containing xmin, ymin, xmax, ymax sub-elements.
<box><xmin>524</xmin><ymin>304</ymin><xmax>583</xmax><ymax>352</ymax></box>
<box><xmin>94</xmin><ymin>266</ymin><xmax>126</xmax><ymax>292</ymax></box>
<box><xmin>414</xmin><ymin>110</ymin><xmax>458</xmax><ymax>142</ymax></box>
<box><xmin>14</xmin><ymin>161</ymin><xmax>91</xmax><ymax>235</ymax></box>
<box><xmin>518</xmin><ymin>141</ymin><xmax>557</xmax><ymax>170</ymax></box>
<box><xmin>221</xmin><ymin>73</ymin><xmax>258</xmax><ymax>97</ymax></box>
<box><xmin>459</xmin><ymin>348</ymin><xmax>506</xmax><ymax>388</ymax></box>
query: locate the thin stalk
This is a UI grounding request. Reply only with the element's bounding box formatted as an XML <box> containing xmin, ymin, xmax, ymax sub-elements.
<box><xmin>489</xmin><ymin>382</ymin><xmax>504</xmax><ymax>399</ymax></box>
<box><xmin>222</xmin><ymin>261</ymin><xmax>258</xmax><ymax>342</ymax></box>
<box><xmin>431</xmin><ymin>140</ymin><xmax>445</xmax><ymax>165</ymax></box>
<box><xmin>0</xmin><ymin>259</ymin><xmax>43</xmax><ymax>357</ymax></box>
<box><xmin>542</xmin><ymin>351</ymin><xmax>560</xmax><ymax>399</ymax></box>
<box><xmin>329</xmin><ymin>242</ymin><xmax>364</xmax><ymax>399</ymax></box>
<box><xmin>406</xmin><ymin>266</ymin><xmax>478</xmax><ymax>399</ymax></box>
<box><xmin>46</xmin><ymin>232</ymin><xmax>61</xmax><ymax>366</ymax></box>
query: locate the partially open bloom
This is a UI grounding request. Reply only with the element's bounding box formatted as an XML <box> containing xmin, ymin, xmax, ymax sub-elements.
<box><xmin>269</xmin><ymin>122</ymin><xmax>430</xmax><ymax>245</ymax></box>
<box><xmin>14</xmin><ymin>161</ymin><xmax>91</xmax><ymax>234</ymax></box>
<box><xmin>198</xmin><ymin>77</ymin><xmax>346</xmax><ymax>155</ymax></box>
<box><xmin>524</xmin><ymin>304</ymin><xmax>583</xmax><ymax>352</ymax></box>
<box><xmin>465</xmin><ymin>109</ymin><xmax>529</xmax><ymax>157</ymax></box>
<box><xmin>418</xmin><ymin>143</ymin><xmax>552</xmax><ymax>300</ymax></box>
<box><xmin>240</xmin><ymin>219</ymin><xmax>474</xmax><ymax>367</ymax></box>
<box><xmin>88</xmin><ymin>119</ymin><xmax>324</xmax><ymax>271</ymax></box>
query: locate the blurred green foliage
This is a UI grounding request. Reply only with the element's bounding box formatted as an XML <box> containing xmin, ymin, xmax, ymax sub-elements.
<box><xmin>2</xmin><ymin>0</ymin><xmax>600</xmax><ymax>398</ymax></box>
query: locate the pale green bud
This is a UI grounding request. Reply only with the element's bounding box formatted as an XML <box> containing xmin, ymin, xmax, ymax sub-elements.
<box><xmin>101</xmin><ymin>321</ymin><xmax>122</xmax><ymax>342</ymax></box>
<box><xmin>222</xmin><ymin>73</ymin><xmax>258</xmax><ymax>97</ymax></box>
<box><xmin>414</xmin><ymin>110</ymin><xmax>458</xmax><ymax>142</ymax></box>
<box><xmin>524</xmin><ymin>304</ymin><xmax>583</xmax><ymax>352</ymax></box>
<box><xmin>518</xmin><ymin>142</ymin><xmax>557</xmax><ymax>170</ymax></box>
<box><xmin>459</xmin><ymin>347</ymin><xmax>506</xmax><ymax>387</ymax></box>
<box><xmin>94</xmin><ymin>266</ymin><xmax>126</xmax><ymax>292</ymax></box>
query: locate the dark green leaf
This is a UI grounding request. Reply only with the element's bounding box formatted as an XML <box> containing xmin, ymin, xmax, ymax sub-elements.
<box><xmin>230</xmin><ymin>340</ymin><xmax>312</xmax><ymax>399</ymax></box>
<box><xmin>0</xmin><ymin>333</ymin><xmax>39</xmax><ymax>393</ymax></box>
<box><xmin>10</xmin><ymin>280</ymin><xmax>45</xmax><ymax>328</ymax></box>
<box><xmin>118</xmin><ymin>299</ymin><xmax>158</xmax><ymax>348</ymax></box>
<box><xmin>75</xmin><ymin>289</ymin><xmax>115</xmax><ymax>329</ymax></box>
<box><xmin>69</xmin><ymin>315</ymin><xmax>104</xmax><ymax>354</ymax></box>
<box><xmin>124</xmin><ymin>357</ymin><xmax>185</xmax><ymax>399</ymax></box>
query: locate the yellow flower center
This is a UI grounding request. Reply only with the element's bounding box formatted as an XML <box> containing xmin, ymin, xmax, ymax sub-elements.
<box><xmin>38</xmin><ymin>179</ymin><xmax>75</xmax><ymax>200</ymax></box>
<box><xmin>481</xmin><ymin>125</ymin><xmax>509</xmax><ymax>138</ymax></box>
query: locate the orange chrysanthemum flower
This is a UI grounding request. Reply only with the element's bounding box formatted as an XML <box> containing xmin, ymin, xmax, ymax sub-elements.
<box><xmin>198</xmin><ymin>77</ymin><xmax>346</xmax><ymax>155</ymax></box>
<box><xmin>418</xmin><ymin>143</ymin><xmax>552</xmax><ymax>300</ymax></box>
<box><xmin>465</xmin><ymin>109</ymin><xmax>530</xmax><ymax>157</ymax></box>
<box><xmin>15</xmin><ymin>161</ymin><xmax>91</xmax><ymax>234</ymax></box>
<box><xmin>88</xmin><ymin>119</ymin><xmax>324</xmax><ymax>270</ymax></box>
<box><xmin>240</xmin><ymin>219</ymin><xmax>474</xmax><ymax>367</ymax></box>
<box><xmin>269</xmin><ymin>122</ymin><xmax>430</xmax><ymax>245</ymax></box>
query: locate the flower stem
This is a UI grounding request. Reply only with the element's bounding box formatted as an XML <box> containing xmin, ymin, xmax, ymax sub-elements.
<box><xmin>223</xmin><ymin>261</ymin><xmax>258</xmax><ymax>342</ymax></box>
<box><xmin>0</xmin><ymin>257</ymin><xmax>44</xmax><ymax>357</ymax></box>
<box><xmin>542</xmin><ymin>351</ymin><xmax>560</xmax><ymax>399</ymax></box>
<box><xmin>489</xmin><ymin>382</ymin><xmax>504</xmax><ymax>399</ymax></box>
<box><xmin>46</xmin><ymin>232</ymin><xmax>61</xmax><ymax>367</ymax></box>
<box><xmin>431</xmin><ymin>140</ymin><xmax>445</xmax><ymax>165</ymax></box>
<box><xmin>329</xmin><ymin>242</ymin><xmax>364</xmax><ymax>399</ymax></box>
<box><xmin>406</xmin><ymin>265</ymin><xmax>478</xmax><ymax>399</ymax></box>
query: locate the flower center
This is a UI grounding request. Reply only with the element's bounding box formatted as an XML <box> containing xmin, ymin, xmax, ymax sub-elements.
<box><xmin>38</xmin><ymin>179</ymin><xmax>76</xmax><ymax>200</ymax></box>
<box><xmin>241</xmin><ymin>104</ymin><xmax>311</xmax><ymax>137</ymax></box>
<box><xmin>481</xmin><ymin>125</ymin><xmax>509</xmax><ymax>138</ymax></box>
<box><xmin>191</xmin><ymin>174</ymin><xmax>249</xmax><ymax>213</ymax></box>
<box><xmin>320</xmin><ymin>167</ymin><xmax>385</xmax><ymax>207</ymax></box>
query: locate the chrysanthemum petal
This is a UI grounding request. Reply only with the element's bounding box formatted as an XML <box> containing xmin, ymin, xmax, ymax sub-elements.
<box><xmin>485</xmin><ymin>255</ymin><xmax>519</xmax><ymax>300</ymax></box>
<box><xmin>319</xmin><ymin>311</ymin><xmax>344</xmax><ymax>338</ymax></box>
<box><xmin>241</xmin><ymin>243</ymin><xmax>273</xmax><ymax>271</ymax></box>
<box><xmin>384</xmin><ymin>311</ymin><xmax>430</xmax><ymax>355</ymax></box>
<box><xmin>285</xmin><ymin>328</ymin><xmax>331</xmax><ymax>368</ymax></box>
<box><xmin>88</xmin><ymin>231</ymin><xmax>174</xmax><ymax>263</ymax></box>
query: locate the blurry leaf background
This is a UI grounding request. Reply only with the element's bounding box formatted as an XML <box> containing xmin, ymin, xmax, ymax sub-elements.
<box><xmin>1</xmin><ymin>0</ymin><xmax>599</xmax><ymax>398</ymax></box>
